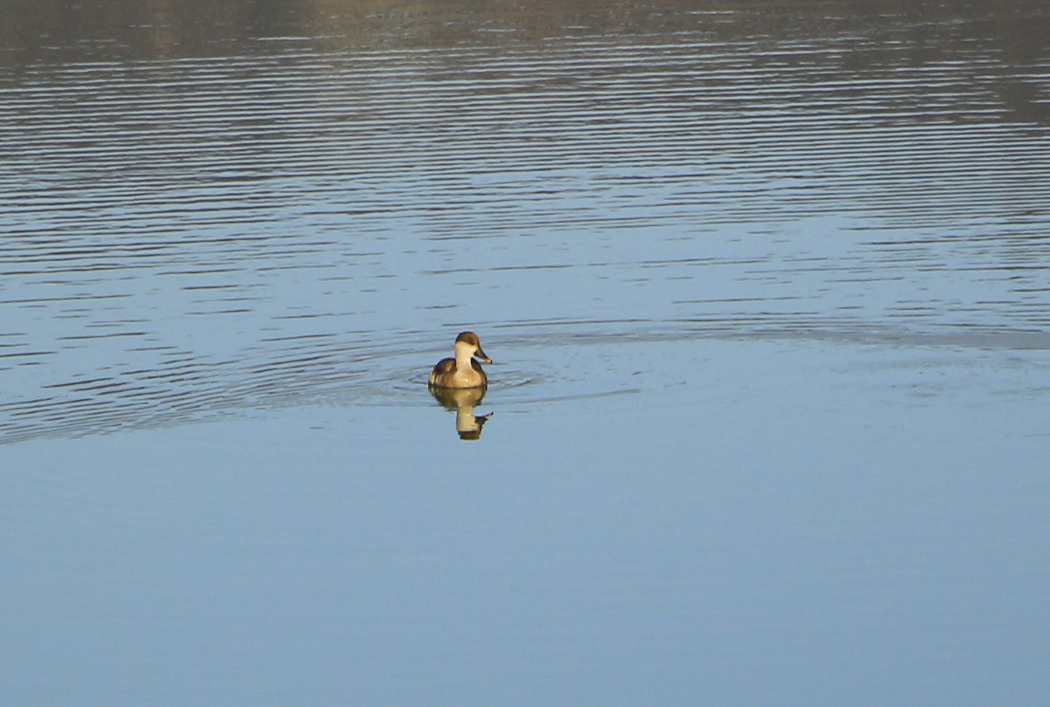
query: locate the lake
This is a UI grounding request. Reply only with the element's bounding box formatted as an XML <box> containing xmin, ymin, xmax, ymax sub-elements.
<box><xmin>2</xmin><ymin>0</ymin><xmax>1049</xmax><ymax>704</ymax></box>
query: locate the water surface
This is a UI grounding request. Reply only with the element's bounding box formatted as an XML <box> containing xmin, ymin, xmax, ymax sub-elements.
<box><xmin>1</xmin><ymin>1</ymin><xmax>1049</xmax><ymax>704</ymax></box>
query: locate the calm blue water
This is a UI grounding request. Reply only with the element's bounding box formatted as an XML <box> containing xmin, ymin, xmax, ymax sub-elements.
<box><xmin>4</xmin><ymin>338</ymin><xmax>1048</xmax><ymax>705</ymax></box>
<box><xmin>2</xmin><ymin>1</ymin><xmax>1049</xmax><ymax>704</ymax></box>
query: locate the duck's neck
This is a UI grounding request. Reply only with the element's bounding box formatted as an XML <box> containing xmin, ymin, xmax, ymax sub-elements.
<box><xmin>454</xmin><ymin>342</ymin><xmax>474</xmax><ymax>370</ymax></box>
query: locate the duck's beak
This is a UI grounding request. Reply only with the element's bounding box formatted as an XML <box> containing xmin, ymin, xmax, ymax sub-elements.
<box><xmin>475</xmin><ymin>346</ymin><xmax>492</xmax><ymax>363</ymax></box>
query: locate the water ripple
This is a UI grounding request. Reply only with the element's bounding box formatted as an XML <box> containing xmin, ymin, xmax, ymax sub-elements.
<box><xmin>2</xmin><ymin>30</ymin><xmax>1050</xmax><ymax>444</ymax></box>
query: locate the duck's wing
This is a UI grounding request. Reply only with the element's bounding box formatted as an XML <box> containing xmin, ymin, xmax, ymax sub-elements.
<box><xmin>432</xmin><ymin>357</ymin><xmax>457</xmax><ymax>375</ymax></box>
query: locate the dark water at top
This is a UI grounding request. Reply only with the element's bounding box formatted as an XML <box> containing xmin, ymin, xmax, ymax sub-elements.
<box><xmin>1</xmin><ymin>1</ymin><xmax>1049</xmax><ymax>705</ymax></box>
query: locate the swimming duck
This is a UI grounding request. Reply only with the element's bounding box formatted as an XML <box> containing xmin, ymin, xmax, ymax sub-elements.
<box><xmin>428</xmin><ymin>331</ymin><xmax>491</xmax><ymax>389</ymax></box>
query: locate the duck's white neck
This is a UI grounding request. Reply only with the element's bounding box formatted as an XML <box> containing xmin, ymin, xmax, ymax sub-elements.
<box><xmin>454</xmin><ymin>341</ymin><xmax>475</xmax><ymax>369</ymax></box>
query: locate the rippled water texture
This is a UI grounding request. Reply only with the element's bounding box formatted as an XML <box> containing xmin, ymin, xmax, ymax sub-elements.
<box><xmin>2</xmin><ymin>1</ymin><xmax>1049</xmax><ymax>442</ymax></box>
<box><xmin>2</xmin><ymin>1</ymin><xmax>1050</xmax><ymax>704</ymax></box>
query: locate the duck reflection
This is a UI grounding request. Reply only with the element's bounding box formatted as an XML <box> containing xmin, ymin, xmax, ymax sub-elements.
<box><xmin>429</xmin><ymin>386</ymin><xmax>493</xmax><ymax>441</ymax></box>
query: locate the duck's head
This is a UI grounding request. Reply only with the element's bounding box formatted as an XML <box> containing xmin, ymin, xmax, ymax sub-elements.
<box><xmin>454</xmin><ymin>331</ymin><xmax>491</xmax><ymax>363</ymax></box>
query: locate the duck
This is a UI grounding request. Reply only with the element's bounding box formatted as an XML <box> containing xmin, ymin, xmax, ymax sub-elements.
<box><xmin>428</xmin><ymin>331</ymin><xmax>491</xmax><ymax>389</ymax></box>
